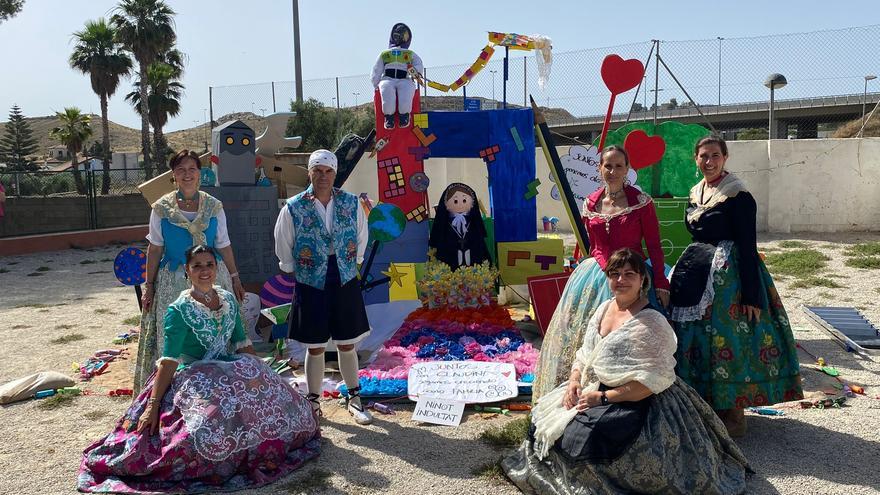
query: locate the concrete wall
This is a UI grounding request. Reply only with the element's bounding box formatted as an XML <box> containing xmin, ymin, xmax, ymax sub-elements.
<box><xmin>0</xmin><ymin>194</ymin><xmax>148</xmax><ymax>238</ymax></box>
<box><xmin>343</xmin><ymin>137</ymin><xmax>880</xmax><ymax>234</ymax></box>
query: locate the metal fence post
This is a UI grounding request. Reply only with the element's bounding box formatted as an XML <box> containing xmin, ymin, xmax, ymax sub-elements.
<box><xmin>272</xmin><ymin>81</ymin><xmax>277</xmax><ymax>113</ymax></box>
<box><xmin>209</xmin><ymin>86</ymin><xmax>214</xmax><ymax>125</ymax></box>
<box><xmin>523</xmin><ymin>57</ymin><xmax>527</xmax><ymax>107</ymax></box>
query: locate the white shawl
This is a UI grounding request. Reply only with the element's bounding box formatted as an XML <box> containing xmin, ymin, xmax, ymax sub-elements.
<box><xmin>531</xmin><ymin>300</ymin><xmax>678</xmax><ymax>459</ymax></box>
<box><xmin>686</xmin><ymin>172</ymin><xmax>748</xmax><ymax>224</ymax></box>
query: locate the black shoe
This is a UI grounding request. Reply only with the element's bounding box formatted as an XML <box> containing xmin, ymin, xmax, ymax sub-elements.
<box><xmin>398</xmin><ymin>113</ymin><xmax>410</xmax><ymax>127</ymax></box>
<box><xmin>384</xmin><ymin>114</ymin><xmax>395</xmax><ymax>129</ymax></box>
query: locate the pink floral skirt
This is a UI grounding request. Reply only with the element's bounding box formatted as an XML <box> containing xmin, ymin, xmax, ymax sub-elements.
<box><xmin>78</xmin><ymin>354</ymin><xmax>320</xmax><ymax>493</ymax></box>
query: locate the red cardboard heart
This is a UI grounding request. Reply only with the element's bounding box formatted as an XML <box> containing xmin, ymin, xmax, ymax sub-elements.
<box><xmin>501</xmin><ymin>371</ymin><xmax>511</xmax><ymax>377</ymax></box>
<box><xmin>601</xmin><ymin>55</ymin><xmax>645</xmax><ymax>95</ymax></box>
<box><xmin>624</xmin><ymin>130</ymin><xmax>666</xmax><ymax>170</ymax></box>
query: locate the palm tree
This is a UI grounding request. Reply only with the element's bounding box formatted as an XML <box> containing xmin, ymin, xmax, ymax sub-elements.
<box><xmin>111</xmin><ymin>0</ymin><xmax>176</xmax><ymax>178</ymax></box>
<box><xmin>50</xmin><ymin>108</ymin><xmax>93</xmax><ymax>195</ymax></box>
<box><xmin>70</xmin><ymin>18</ymin><xmax>132</xmax><ymax>194</ymax></box>
<box><xmin>126</xmin><ymin>58</ymin><xmax>184</xmax><ymax>169</ymax></box>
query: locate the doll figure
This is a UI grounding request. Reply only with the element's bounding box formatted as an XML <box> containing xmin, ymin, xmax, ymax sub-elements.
<box><xmin>429</xmin><ymin>183</ymin><xmax>490</xmax><ymax>270</ymax></box>
<box><xmin>371</xmin><ymin>23</ymin><xmax>424</xmax><ymax>130</ymax></box>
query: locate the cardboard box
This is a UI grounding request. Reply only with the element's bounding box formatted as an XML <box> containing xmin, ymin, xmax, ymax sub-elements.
<box><xmin>137</xmin><ymin>169</ymin><xmax>175</xmax><ymax>206</ymax></box>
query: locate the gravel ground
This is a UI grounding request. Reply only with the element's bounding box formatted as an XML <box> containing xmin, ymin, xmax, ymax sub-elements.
<box><xmin>1</xmin><ymin>233</ymin><xmax>879</xmax><ymax>495</ymax></box>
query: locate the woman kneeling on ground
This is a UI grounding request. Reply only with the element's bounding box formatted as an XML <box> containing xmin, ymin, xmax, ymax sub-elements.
<box><xmin>503</xmin><ymin>248</ymin><xmax>751</xmax><ymax>494</ymax></box>
<box><xmin>78</xmin><ymin>245</ymin><xmax>320</xmax><ymax>494</ymax></box>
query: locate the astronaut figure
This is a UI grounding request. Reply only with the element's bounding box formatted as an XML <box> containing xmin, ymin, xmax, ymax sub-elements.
<box><xmin>371</xmin><ymin>23</ymin><xmax>423</xmax><ymax>129</ymax></box>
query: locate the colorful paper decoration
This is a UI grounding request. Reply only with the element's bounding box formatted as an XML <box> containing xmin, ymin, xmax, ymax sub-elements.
<box><xmin>524</xmin><ymin>178</ymin><xmax>541</xmax><ymax>200</ymax></box>
<box><xmin>412</xmin><ymin>127</ymin><xmax>437</xmax><ymax>146</ymax></box>
<box><xmin>388</xmin><ymin>263</ymin><xmax>419</xmax><ymax>301</ymax></box>
<box><xmin>416</xmin><ymin>258</ymin><xmax>498</xmax><ymax>310</ymax></box>
<box><xmin>379</xmin><ymin>156</ymin><xmax>407</xmax><ymax>198</ymax></box>
<box><xmin>497</xmin><ymin>238</ymin><xmax>564</xmax><ymax>285</ymax></box>
<box><xmin>526</xmin><ymin>271</ymin><xmax>571</xmax><ymax>334</ymax></box>
<box><xmin>549</xmin><ymin>145</ymin><xmax>637</xmax><ymax>204</ymax></box>
<box><xmin>510</xmin><ymin>126</ymin><xmax>525</xmax><ymax>151</ymax></box>
<box><xmin>114</xmin><ymin>247</ymin><xmax>146</xmax><ymax>286</ymax></box>
<box><xmin>408</xmin><ymin>172</ymin><xmax>430</xmax><ymax>193</ymax></box>
<box><xmin>368</xmin><ymin>203</ymin><xmax>407</xmax><ymax>243</ymax></box>
<box><xmin>413</xmin><ymin>113</ymin><xmax>429</xmax><ymax>128</ymax></box>
<box><xmin>259</xmin><ymin>273</ymin><xmax>295</xmax><ymax>308</ymax></box>
<box><xmin>374</xmin><ymin>90</ymin><xmax>428</xmax><ymax>216</ymax></box>
<box><xmin>405</xmin><ymin>204</ymin><xmax>428</xmax><ymax>222</ymax></box>
<box><xmin>407</xmin><ymin>146</ymin><xmax>430</xmax><ymax>161</ymax></box>
<box><xmin>623</xmin><ymin>130</ymin><xmax>666</xmax><ymax>170</ymax></box>
<box><xmin>382</xmin><ymin>264</ymin><xmax>407</xmax><ymax>287</ymax></box>
<box><xmin>479</xmin><ymin>144</ymin><xmax>501</xmax><ymax>163</ymax></box>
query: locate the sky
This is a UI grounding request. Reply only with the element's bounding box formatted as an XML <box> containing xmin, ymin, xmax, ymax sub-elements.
<box><xmin>0</xmin><ymin>0</ymin><xmax>878</xmax><ymax>132</ymax></box>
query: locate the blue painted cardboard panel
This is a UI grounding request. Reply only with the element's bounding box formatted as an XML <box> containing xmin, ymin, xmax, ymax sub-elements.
<box><xmin>371</xmin><ymin>219</ymin><xmax>429</xmax><ymax>264</ymax></box>
<box><xmin>363</xmin><ymin>262</ymin><xmax>391</xmax><ymax>305</ymax></box>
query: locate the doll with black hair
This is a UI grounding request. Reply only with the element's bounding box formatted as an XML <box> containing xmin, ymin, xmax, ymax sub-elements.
<box><xmin>429</xmin><ymin>182</ymin><xmax>490</xmax><ymax>270</ymax></box>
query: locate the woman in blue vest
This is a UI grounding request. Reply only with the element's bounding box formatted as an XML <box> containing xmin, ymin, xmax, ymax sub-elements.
<box><xmin>133</xmin><ymin>150</ymin><xmax>245</xmax><ymax>392</ymax></box>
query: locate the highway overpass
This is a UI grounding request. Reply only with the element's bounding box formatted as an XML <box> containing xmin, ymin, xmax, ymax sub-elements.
<box><xmin>548</xmin><ymin>92</ymin><xmax>880</xmax><ymax>141</ymax></box>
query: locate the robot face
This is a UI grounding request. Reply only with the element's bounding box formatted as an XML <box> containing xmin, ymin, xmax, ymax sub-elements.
<box><xmin>218</xmin><ymin>122</ymin><xmax>255</xmax><ymax>156</ymax></box>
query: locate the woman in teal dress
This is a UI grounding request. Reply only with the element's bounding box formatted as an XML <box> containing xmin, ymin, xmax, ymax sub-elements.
<box><xmin>134</xmin><ymin>150</ymin><xmax>245</xmax><ymax>392</ymax></box>
<box><xmin>79</xmin><ymin>245</ymin><xmax>320</xmax><ymax>493</ymax></box>
<box><xmin>669</xmin><ymin>136</ymin><xmax>802</xmax><ymax>436</ymax></box>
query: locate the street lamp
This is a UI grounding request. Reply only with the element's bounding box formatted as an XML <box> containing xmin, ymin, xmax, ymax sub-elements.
<box><xmin>260</xmin><ymin>108</ymin><xmax>267</xmax><ymax>117</ymax></box>
<box><xmin>489</xmin><ymin>69</ymin><xmax>497</xmax><ymax>106</ymax></box>
<box><xmin>764</xmin><ymin>73</ymin><xmax>787</xmax><ymax>139</ymax></box>
<box><xmin>352</xmin><ymin>92</ymin><xmax>360</xmax><ymax>107</ymax></box>
<box><xmin>863</xmin><ymin>75</ymin><xmax>877</xmax><ymax>127</ymax></box>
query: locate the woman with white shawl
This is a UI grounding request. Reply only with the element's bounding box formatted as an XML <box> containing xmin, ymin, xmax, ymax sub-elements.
<box><xmin>503</xmin><ymin>248</ymin><xmax>750</xmax><ymax>494</ymax></box>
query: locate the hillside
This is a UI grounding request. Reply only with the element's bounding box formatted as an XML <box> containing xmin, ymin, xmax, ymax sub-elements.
<box><xmin>832</xmin><ymin>109</ymin><xmax>880</xmax><ymax>138</ymax></box>
<box><xmin>2</xmin><ymin>98</ymin><xmax>575</xmax><ymax>160</ymax></box>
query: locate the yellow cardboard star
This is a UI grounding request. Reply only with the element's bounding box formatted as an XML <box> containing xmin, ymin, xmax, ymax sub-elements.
<box><xmin>382</xmin><ymin>264</ymin><xmax>407</xmax><ymax>287</ymax></box>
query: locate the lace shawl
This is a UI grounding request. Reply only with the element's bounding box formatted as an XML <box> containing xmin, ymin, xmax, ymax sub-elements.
<box><xmin>152</xmin><ymin>191</ymin><xmax>223</xmax><ymax>246</ymax></box>
<box><xmin>686</xmin><ymin>173</ymin><xmax>748</xmax><ymax>224</ymax></box>
<box><xmin>532</xmin><ymin>300</ymin><xmax>677</xmax><ymax>459</ymax></box>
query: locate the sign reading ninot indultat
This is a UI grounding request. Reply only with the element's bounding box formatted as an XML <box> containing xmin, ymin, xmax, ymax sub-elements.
<box><xmin>408</xmin><ymin>361</ymin><xmax>518</xmax><ymax>404</ymax></box>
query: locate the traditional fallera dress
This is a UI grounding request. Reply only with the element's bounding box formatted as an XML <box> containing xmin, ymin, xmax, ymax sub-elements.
<box><xmin>503</xmin><ymin>301</ymin><xmax>751</xmax><ymax>494</ymax></box>
<box><xmin>78</xmin><ymin>288</ymin><xmax>320</xmax><ymax>493</ymax></box>
<box><xmin>669</xmin><ymin>173</ymin><xmax>803</xmax><ymax>409</ymax></box>
<box><xmin>532</xmin><ymin>185</ymin><xmax>670</xmax><ymax>401</ymax></box>
<box><xmin>133</xmin><ymin>191</ymin><xmax>236</xmax><ymax>392</ymax></box>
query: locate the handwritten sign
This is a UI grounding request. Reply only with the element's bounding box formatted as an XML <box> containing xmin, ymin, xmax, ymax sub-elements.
<box><xmin>550</xmin><ymin>145</ymin><xmax>638</xmax><ymax>204</ymax></box>
<box><xmin>412</xmin><ymin>397</ymin><xmax>465</xmax><ymax>426</ymax></box>
<box><xmin>408</xmin><ymin>361</ymin><xmax>518</xmax><ymax>404</ymax></box>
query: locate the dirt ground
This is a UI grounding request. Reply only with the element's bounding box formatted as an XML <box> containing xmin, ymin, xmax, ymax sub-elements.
<box><xmin>1</xmin><ymin>233</ymin><xmax>879</xmax><ymax>495</ymax></box>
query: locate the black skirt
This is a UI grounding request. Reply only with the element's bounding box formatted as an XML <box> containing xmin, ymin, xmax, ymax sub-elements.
<box><xmin>547</xmin><ymin>384</ymin><xmax>652</xmax><ymax>464</ymax></box>
<box><xmin>670</xmin><ymin>242</ymin><xmax>716</xmax><ymax>309</ymax></box>
<box><xmin>288</xmin><ymin>255</ymin><xmax>370</xmax><ymax>347</ymax></box>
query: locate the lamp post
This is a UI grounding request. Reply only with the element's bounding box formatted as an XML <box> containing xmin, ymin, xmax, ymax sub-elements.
<box><xmin>489</xmin><ymin>69</ymin><xmax>497</xmax><ymax>106</ymax></box>
<box><xmin>863</xmin><ymin>75</ymin><xmax>877</xmax><ymax>127</ymax></box>
<box><xmin>202</xmin><ymin>108</ymin><xmax>209</xmax><ymax>150</ymax></box>
<box><xmin>352</xmin><ymin>92</ymin><xmax>360</xmax><ymax>107</ymax></box>
<box><xmin>764</xmin><ymin>73</ymin><xmax>787</xmax><ymax>139</ymax></box>
<box><xmin>717</xmin><ymin>37</ymin><xmax>723</xmax><ymax>106</ymax></box>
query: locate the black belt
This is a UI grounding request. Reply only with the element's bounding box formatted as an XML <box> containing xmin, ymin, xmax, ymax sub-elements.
<box><xmin>384</xmin><ymin>68</ymin><xmax>408</xmax><ymax>79</ymax></box>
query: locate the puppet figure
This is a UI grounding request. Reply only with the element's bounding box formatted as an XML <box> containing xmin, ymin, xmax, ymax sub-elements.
<box><xmin>371</xmin><ymin>23</ymin><xmax>424</xmax><ymax>130</ymax></box>
<box><xmin>429</xmin><ymin>183</ymin><xmax>490</xmax><ymax>270</ymax></box>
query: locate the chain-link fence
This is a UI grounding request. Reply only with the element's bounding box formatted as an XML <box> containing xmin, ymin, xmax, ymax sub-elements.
<box><xmin>0</xmin><ymin>167</ymin><xmax>147</xmax><ymax>197</ymax></box>
<box><xmin>210</xmin><ymin>24</ymin><xmax>880</xmax><ymax>141</ymax></box>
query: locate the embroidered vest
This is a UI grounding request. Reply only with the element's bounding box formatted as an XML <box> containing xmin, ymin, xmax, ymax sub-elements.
<box><xmin>160</xmin><ymin>217</ymin><xmax>218</xmax><ymax>270</ymax></box>
<box><xmin>380</xmin><ymin>48</ymin><xmax>414</xmax><ymax>65</ymax></box>
<box><xmin>152</xmin><ymin>191</ymin><xmax>223</xmax><ymax>271</ymax></box>
<box><xmin>287</xmin><ymin>187</ymin><xmax>360</xmax><ymax>289</ymax></box>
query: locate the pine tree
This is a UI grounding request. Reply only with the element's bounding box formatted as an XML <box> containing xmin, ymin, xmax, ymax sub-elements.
<box><xmin>0</xmin><ymin>104</ymin><xmax>40</xmax><ymax>171</ymax></box>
